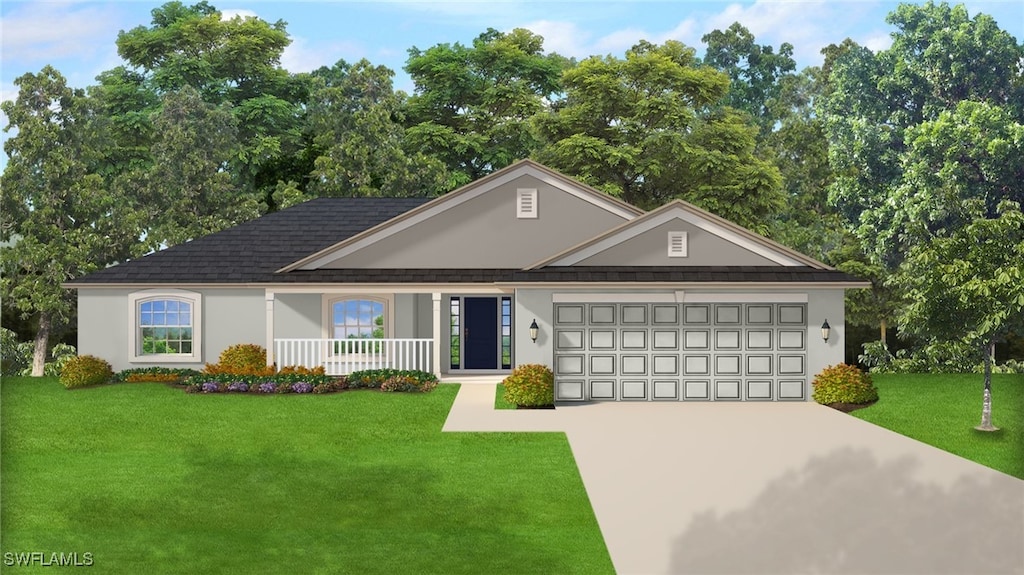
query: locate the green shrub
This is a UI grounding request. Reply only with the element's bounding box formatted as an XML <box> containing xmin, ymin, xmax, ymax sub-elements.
<box><xmin>112</xmin><ymin>367</ymin><xmax>202</xmax><ymax>383</ymax></box>
<box><xmin>59</xmin><ymin>355</ymin><xmax>114</xmax><ymax>389</ymax></box>
<box><xmin>347</xmin><ymin>369</ymin><xmax>438</xmax><ymax>390</ymax></box>
<box><xmin>181</xmin><ymin>372</ymin><xmax>335</xmax><ymax>387</ymax></box>
<box><xmin>502</xmin><ymin>364</ymin><xmax>554</xmax><ymax>407</ymax></box>
<box><xmin>205</xmin><ymin>344</ymin><xmax>269</xmax><ymax>375</ymax></box>
<box><xmin>380</xmin><ymin>374</ymin><xmax>438</xmax><ymax>393</ymax></box>
<box><xmin>812</xmin><ymin>363</ymin><xmax>878</xmax><ymax>405</ymax></box>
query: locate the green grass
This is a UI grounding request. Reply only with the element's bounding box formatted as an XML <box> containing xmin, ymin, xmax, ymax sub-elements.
<box><xmin>850</xmin><ymin>373</ymin><xmax>1024</xmax><ymax>479</ymax></box>
<box><xmin>0</xmin><ymin>378</ymin><xmax>613</xmax><ymax>574</ymax></box>
<box><xmin>494</xmin><ymin>383</ymin><xmax>516</xmax><ymax>410</ymax></box>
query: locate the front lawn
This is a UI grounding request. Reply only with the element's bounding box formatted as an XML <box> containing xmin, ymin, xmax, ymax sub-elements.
<box><xmin>850</xmin><ymin>373</ymin><xmax>1024</xmax><ymax>479</ymax></box>
<box><xmin>0</xmin><ymin>378</ymin><xmax>612</xmax><ymax>574</ymax></box>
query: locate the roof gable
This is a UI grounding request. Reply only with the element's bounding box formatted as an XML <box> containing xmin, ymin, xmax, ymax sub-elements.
<box><xmin>527</xmin><ymin>200</ymin><xmax>830</xmax><ymax>270</ymax></box>
<box><xmin>280</xmin><ymin>160</ymin><xmax>644</xmax><ymax>271</ymax></box>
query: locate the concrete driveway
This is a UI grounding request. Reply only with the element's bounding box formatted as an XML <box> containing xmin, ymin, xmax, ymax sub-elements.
<box><xmin>443</xmin><ymin>384</ymin><xmax>1024</xmax><ymax>575</ymax></box>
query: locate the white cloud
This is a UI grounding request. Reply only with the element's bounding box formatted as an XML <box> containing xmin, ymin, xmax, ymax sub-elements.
<box><xmin>281</xmin><ymin>36</ymin><xmax>365</xmax><ymax>73</ymax></box>
<box><xmin>862</xmin><ymin>31</ymin><xmax>894</xmax><ymax>53</ymax></box>
<box><xmin>0</xmin><ymin>2</ymin><xmax>122</xmax><ymax>65</ymax></box>
<box><xmin>519</xmin><ymin>20</ymin><xmax>593</xmax><ymax>58</ymax></box>
<box><xmin>220</xmin><ymin>8</ymin><xmax>259</xmax><ymax>21</ymax></box>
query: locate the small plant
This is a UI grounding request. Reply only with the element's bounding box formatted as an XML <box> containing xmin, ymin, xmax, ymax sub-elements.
<box><xmin>292</xmin><ymin>382</ymin><xmax>313</xmax><ymax>394</ymax></box>
<box><xmin>201</xmin><ymin>382</ymin><xmax>220</xmax><ymax>393</ymax></box>
<box><xmin>348</xmin><ymin>369</ymin><xmax>438</xmax><ymax>390</ymax></box>
<box><xmin>203</xmin><ymin>344</ymin><xmax>272</xmax><ymax>376</ymax></box>
<box><xmin>258</xmin><ymin>382</ymin><xmax>277</xmax><ymax>394</ymax></box>
<box><xmin>274</xmin><ymin>382</ymin><xmax>292</xmax><ymax>394</ymax></box>
<box><xmin>114</xmin><ymin>367</ymin><xmax>202</xmax><ymax>383</ymax></box>
<box><xmin>312</xmin><ymin>383</ymin><xmax>333</xmax><ymax>394</ymax></box>
<box><xmin>278</xmin><ymin>365</ymin><xmax>326</xmax><ymax>376</ymax></box>
<box><xmin>59</xmin><ymin>355</ymin><xmax>114</xmax><ymax>389</ymax></box>
<box><xmin>185</xmin><ymin>383</ymin><xmax>202</xmax><ymax>393</ymax></box>
<box><xmin>227</xmin><ymin>381</ymin><xmax>249</xmax><ymax>392</ymax></box>
<box><xmin>502</xmin><ymin>364</ymin><xmax>554</xmax><ymax>407</ymax></box>
<box><xmin>812</xmin><ymin>363</ymin><xmax>879</xmax><ymax>406</ymax></box>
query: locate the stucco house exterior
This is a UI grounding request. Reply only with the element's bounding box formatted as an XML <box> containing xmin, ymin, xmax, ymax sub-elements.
<box><xmin>67</xmin><ymin>160</ymin><xmax>867</xmax><ymax>402</ymax></box>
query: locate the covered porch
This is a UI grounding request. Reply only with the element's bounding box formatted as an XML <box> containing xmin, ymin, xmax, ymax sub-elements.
<box><xmin>263</xmin><ymin>285</ymin><xmax>524</xmax><ymax>378</ymax></box>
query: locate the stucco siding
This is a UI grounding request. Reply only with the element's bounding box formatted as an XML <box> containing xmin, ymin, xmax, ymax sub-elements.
<box><xmin>319</xmin><ymin>174</ymin><xmax>628</xmax><ymax>269</ymax></box>
<box><xmin>573</xmin><ymin>219</ymin><xmax>777</xmax><ymax>266</ymax></box>
<box><xmin>77</xmin><ymin>287</ymin><xmax>265</xmax><ymax>372</ymax></box>
<box><xmin>275</xmin><ymin>294</ymin><xmax>320</xmax><ymax>338</ymax></box>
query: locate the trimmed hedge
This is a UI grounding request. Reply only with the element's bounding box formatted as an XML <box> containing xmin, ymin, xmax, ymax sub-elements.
<box><xmin>112</xmin><ymin>367</ymin><xmax>202</xmax><ymax>383</ymax></box>
<box><xmin>182</xmin><ymin>372</ymin><xmax>337</xmax><ymax>388</ymax></box>
<box><xmin>347</xmin><ymin>369</ymin><xmax>439</xmax><ymax>391</ymax></box>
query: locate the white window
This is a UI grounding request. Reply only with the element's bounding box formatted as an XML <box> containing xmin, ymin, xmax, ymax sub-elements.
<box><xmin>517</xmin><ymin>188</ymin><xmax>538</xmax><ymax>218</ymax></box>
<box><xmin>668</xmin><ymin>231</ymin><xmax>688</xmax><ymax>257</ymax></box>
<box><xmin>128</xmin><ymin>290</ymin><xmax>203</xmax><ymax>363</ymax></box>
<box><xmin>330</xmin><ymin>298</ymin><xmax>386</xmax><ymax>339</ymax></box>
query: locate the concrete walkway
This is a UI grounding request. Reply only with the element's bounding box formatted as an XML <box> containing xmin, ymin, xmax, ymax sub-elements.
<box><xmin>443</xmin><ymin>384</ymin><xmax>1024</xmax><ymax>575</ymax></box>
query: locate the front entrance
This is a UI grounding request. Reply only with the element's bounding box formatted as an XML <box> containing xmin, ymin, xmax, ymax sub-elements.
<box><xmin>450</xmin><ymin>296</ymin><xmax>512</xmax><ymax>372</ymax></box>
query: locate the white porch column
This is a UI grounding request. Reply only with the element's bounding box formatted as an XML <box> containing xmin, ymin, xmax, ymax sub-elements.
<box><xmin>432</xmin><ymin>292</ymin><xmax>442</xmax><ymax>377</ymax></box>
<box><xmin>265</xmin><ymin>290</ymin><xmax>275</xmax><ymax>368</ymax></box>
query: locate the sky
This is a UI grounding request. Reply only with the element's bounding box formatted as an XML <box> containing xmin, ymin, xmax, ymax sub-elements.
<box><xmin>2</xmin><ymin>0</ymin><xmax>1023</xmax><ymax>160</ymax></box>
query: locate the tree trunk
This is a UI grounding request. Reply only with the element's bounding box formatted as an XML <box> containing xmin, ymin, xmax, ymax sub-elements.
<box><xmin>976</xmin><ymin>340</ymin><xmax>998</xmax><ymax>432</ymax></box>
<box><xmin>31</xmin><ymin>312</ymin><xmax>52</xmax><ymax>377</ymax></box>
<box><xmin>879</xmin><ymin>318</ymin><xmax>887</xmax><ymax>345</ymax></box>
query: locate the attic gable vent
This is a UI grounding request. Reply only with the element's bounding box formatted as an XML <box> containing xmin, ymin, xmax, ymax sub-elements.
<box><xmin>517</xmin><ymin>188</ymin><xmax>538</xmax><ymax>219</ymax></box>
<box><xmin>667</xmin><ymin>231</ymin><xmax>688</xmax><ymax>257</ymax></box>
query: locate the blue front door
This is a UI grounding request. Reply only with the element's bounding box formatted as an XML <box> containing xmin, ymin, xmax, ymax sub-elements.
<box><xmin>463</xmin><ymin>297</ymin><xmax>498</xmax><ymax>369</ymax></box>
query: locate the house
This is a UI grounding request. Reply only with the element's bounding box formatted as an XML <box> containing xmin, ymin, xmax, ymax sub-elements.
<box><xmin>66</xmin><ymin>160</ymin><xmax>867</xmax><ymax>401</ymax></box>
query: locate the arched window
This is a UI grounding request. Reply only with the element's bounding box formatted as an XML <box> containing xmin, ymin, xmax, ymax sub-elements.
<box><xmin>129</xmin><ymin>290</ymin><xmax>203</xmax><ymax>362</ymax></box>
<box><xmin>331</xmin><ymin>298</ymin><xmax>386</xmax><ymax>339</ymax></box>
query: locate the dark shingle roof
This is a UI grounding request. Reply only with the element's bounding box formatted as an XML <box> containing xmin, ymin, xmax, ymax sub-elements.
<box><xmin>68</xmin><ymin>197</ymin><xmax>865</xmax><ymax>286</ymax></box>
<box><xmin>70</xmin><ymin>198</ymin><xmax>431</xmax><ymax>284</ymax></box>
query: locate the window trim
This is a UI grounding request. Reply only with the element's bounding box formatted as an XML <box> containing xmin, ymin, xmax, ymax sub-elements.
<box><xmin>128</xmin><ymin>289</ymin><xmax>203</xmax><ymax>363</ymax></box>
<box><xmin>322</xmin><ymin>294</ymin><xmax>394</xmax><ymax>341</ymax></box>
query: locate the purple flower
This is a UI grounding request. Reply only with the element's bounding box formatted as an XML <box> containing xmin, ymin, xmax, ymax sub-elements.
<box><xmin>292</xmin><ymin>382</ymin><xmax>313</xmax><ymax>394</ymax></box>
<box><xmin>201</xmin><ymin>382</ymin><xmax>219</xmax><ymax>393</ymax></box>
<box><xmin>227</xmin><ymin>381</ymin><xmax>249</xmax><ymax>392</ymax></box>
<box><xmin>258</xmin><ymin>381</ymin><xmax>276</xmax><ymax>394</ymax></box>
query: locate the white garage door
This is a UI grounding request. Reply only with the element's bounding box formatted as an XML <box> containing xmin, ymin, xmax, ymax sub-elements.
<box><xmin>553</xmin><ymin>303</ymin><xmax>807</xmax><ymax>401</ymax></box>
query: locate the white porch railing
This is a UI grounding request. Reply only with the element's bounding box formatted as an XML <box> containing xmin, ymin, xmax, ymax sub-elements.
<box><xmin>274</xmin><ymin>338</ymin><xmax>433</xmax><ymax>376</ymax></box>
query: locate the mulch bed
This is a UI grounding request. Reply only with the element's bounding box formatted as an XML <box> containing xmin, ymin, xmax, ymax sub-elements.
<box><xmin>825</xmin><ymin>399</ymin><xmax>878</xmax><ymax>413</ymax></box>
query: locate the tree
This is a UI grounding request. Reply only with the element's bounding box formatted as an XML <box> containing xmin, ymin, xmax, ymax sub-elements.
<box><xmin>306</xmin><ymin>59</ymin><xmax>450</xmax><ymax>197</ymax></box>
<box><xmin>116</xmin><ymin>1</ymin><xmax>307</xmax><ymax>209</ymax></box>
<box><xmin>145</xmin><ymin>85</ymin><xmax>257</xmax><ymax>245</ymax></box>
<box><xmin>533</xmin><ymin>40</ymin><xmax>783</xmax><ymax>233</ymax></box>
<box><xmin>1</xmin><ymin>67</ymin><xmax>145</xmax><ymax>375</ymax></box>
<box><xmin>896</xmin><ymin>200</ymin><xmax>1024</xmax><ymax>430</ymax></box>
<box><xmin>701</xmin><ymin>22</ymin><xmax>796</xmax><ymax>133</ymax></box>
<box><xmin>404</xmin><ymin>28</ymin><xmax>568</xmax><ymax>187</ymax></box>
<box><xmin>820</xmin><ymin>1</ymin><xmax>1023</xmax><ymax>268</ymax></box>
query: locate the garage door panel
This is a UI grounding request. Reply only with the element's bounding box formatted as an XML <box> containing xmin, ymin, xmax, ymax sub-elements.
<box><xmin>684</xmin><ymin>305</ymin><xmax>710</xmax><ymax>324</ymax></box>
<box><xmin>779</xmin><ymin>355</ymin><xmax>805</xmax><ymax>375</ymax></box>
<box><xmin>590</xmin><ymin>380</ymin><xmax>616</xmax><ymax>400</ymax></box>
<box><xmin>556</xmin><ymin>305</ymin><xmax>585</xmax><ymax>324</ymax></box>
<box><xmin>715</xmin><ymin>380</ymin><xmax>741</xmax><ymax>400</ymax></box>
<box><xmin>653</xmin><ymin>380</ymin><xmax>679</xmax><ymax>400</ymax></box>
<box><xmin>746</xmin><ymin>329</ymin><xmax>772</xmax><ymax>350</ymax></box>
<box><xmin>778</xmin><ymin>330</ymin><xmax>805</xmax><ymax>350</ymax></box>
<box><xmin>590</xmin><ymin>305</ymin><xmax>616</xmax><ymax>324</ymax></box>
<box><xmin>621</xmin><ymin>355</ymin><xmax>647</xmax><ymax>375</ymax></box>
<box><xmin>557</xmin><ymin>380</ymin><xmax>584</xmax><ymax>400</ymax></box>
<box><xmin>746</xmin><ymin>355</ymin><xmax>772</xmax><ymax>376</ymax></box>
<box><xmin>653</xmin><ymin>330</ymin><xmax>678</xmax><ymax>350</ymax></box>
<box><xmin>621</xmin><ymin>380</ymin><xmax>648</xmax><ymax>400</ymax></box>
<box><xmin>715</xmin><ymin>305</ymin><xmax>741</xmax><ymax>324</ymax></box>
<box><xmin>622</xmin><ymin>305</ymin><xmax>647</xmax><ymax>324</ymax></box>
<box><xmin>746</xmin><ymin>379</ymin><xmax>773</xmax><ymax>400</ymax></box>
<box><xmin>684</xmin><ymin>380</ymin><xmax>710</xmax><ymax>400</ymax></box>
<box><xmin>684</xmin><ymin>330</ymin><xmax>710</xmax><ymax>350</ymax></box>
<box><xmin>590</xmin><ymin>355</ymin><xmax>615</xmax><ymax>375</ymax></box>
<box><xmin>652</xmin><ymin>305</ymin><xmax>679</xmax><ymax>324</ymax></box>
<box><xmin>715</xmin><ymin>330</ymin><xmax>741</xmax><ymax>350</ymax></box>
<box><xmin>684</xmin><ymin>355</ymin><xmax>710</xmax><ymax>375</ymax></box>
<box><xmin>715</xmin><ymin>355</ymin><xmax>742</xmax><ymax>375</ymax></box>
<box><xmin>778</xmin><ymin>379</ymin><xmax>806</xmax><ymax>399</ymax></box>
<box><xmin>556</xmin><ymin>330</ymin><xmax>584</xmax><ymax>350</ymax></box>
<box><xmin>556</xmin><ymin>355</ymin><xmax>584</xmax><ymax>375</ymax></box>
<box><xmin>747</xmin><ymin>305</ymin><xmax>773</xmax><ymax>324</ymax></box>
<box><xmin>653</xmin><ymin>355</ymin><xmax>679</xmax><ymax>375</ymax></box>
<box><xmin>590</xmin><ymin>330</ymin><xmax>616</xmax><ymax>350</ymax></box>
<box><xmin>621</xmin><ymin>330</ymin><xmax>647</xmax><ymax>349</ymax></box>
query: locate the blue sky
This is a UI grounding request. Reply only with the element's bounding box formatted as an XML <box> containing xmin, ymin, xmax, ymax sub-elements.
<box><xmin>2</xmin><ymin>0</ymin><xmax>1022</xmax><ymax>148</ymax></box>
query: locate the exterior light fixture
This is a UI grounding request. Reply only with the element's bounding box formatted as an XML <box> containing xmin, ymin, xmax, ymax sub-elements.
<box><xmin>821</xmin><ymin>319</ymin><xmax>831</xmax><ymax>343</ymax></box>
<box><xmin>529</xmin><ymin>319</ymin><xmax>539</xmax><ymax>343</ymax></box>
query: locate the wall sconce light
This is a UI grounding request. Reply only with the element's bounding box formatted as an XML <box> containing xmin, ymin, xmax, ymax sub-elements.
<box><xmin>821</xmin><ymin>319</ymin><xmax>831</xmax><ymax>343</ymax></box>
<box><xmin>529</xmin><ymin>319</ymin><xmax>539</xmax><ymax>343</ymax></box>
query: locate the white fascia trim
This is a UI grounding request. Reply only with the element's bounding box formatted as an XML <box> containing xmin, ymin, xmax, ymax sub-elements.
<box><xmin>547</xmin><ymin>207</ymin><xmax>804</xmax><ymax>267</ymax></box>
<box><xmin>550</xmin><ymin>292</ymin><xmax>809</xmax><ymax>303</ymax></box>
<box><xmin>295</xmin><ymin>165</ymin><xmax>639</xmax><ymax>271</ymax></box>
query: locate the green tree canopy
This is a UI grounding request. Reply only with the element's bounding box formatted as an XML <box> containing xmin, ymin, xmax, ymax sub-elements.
<box><xmin>404</xmin><ymin>28</ymin><xmax>569</xmax><ymax>187</ymax></box>
<box><xmin>534</xmin><ymin>40</ymin><xmax>783</xmax><ymax>233</ymax></box>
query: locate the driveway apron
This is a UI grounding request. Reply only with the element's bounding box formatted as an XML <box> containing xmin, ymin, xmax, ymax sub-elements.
<box><xmin>444</xmin><ymin>384</ymin><xmax>1024</xmax><ymax>575</ymax></box>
